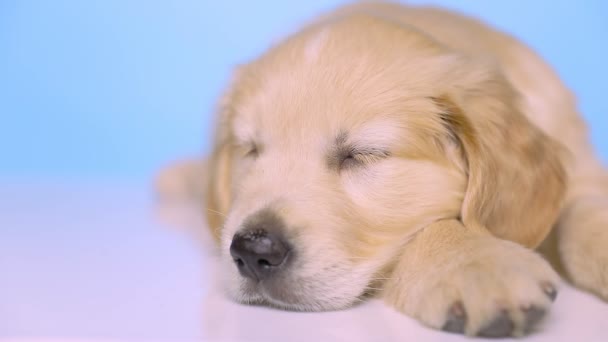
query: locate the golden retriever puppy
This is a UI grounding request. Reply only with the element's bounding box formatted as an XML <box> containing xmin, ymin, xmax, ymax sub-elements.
<box><xmin>158</xmin><ymin>1</ymin><xmax>608</xmax><ymax>338</ymax></box>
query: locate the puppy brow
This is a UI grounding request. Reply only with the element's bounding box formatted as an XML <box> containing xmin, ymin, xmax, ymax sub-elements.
<box><xmin>335</xmin><ymin>131</ymin><xmax>349</xmax><ymax>145</ymax></box>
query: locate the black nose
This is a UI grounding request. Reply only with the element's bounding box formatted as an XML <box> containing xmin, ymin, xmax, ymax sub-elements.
<box><xmin>230</xmin><ymin>228</ymin><xmax>290</xmax><ymax>281</ymax></box>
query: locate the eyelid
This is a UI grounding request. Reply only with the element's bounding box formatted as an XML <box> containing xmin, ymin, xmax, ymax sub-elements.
<box><xmin>341</xmin><ymin>146</ymin><xmax>390</xmax><ymax>169</ymax></box>
<box><xmin>246</xmin><ymin>144</ymin><xmax>258</xmax><ymax>157</ymax></box>
<box><xmin>351</xmin><ymin>147</ymin><xmax>390</xmax><ymax>158</ymax></box>
<box><xmin>234</xmin><ymin>140</ymin><xmax>260</xmax><ymax>157</ymax></box>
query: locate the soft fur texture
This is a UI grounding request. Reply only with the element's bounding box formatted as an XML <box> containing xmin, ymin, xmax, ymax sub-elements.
<box><xmin>157</xmin><ymin>2</ymin><xmax>608</xmax><ymax>337</ymax></box>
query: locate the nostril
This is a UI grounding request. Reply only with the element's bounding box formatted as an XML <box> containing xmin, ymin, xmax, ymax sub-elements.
<box><xmin>234</xmin><ymin>258</ymin><xmax>244</xmax><ymax>267</ymax></box>
<box><xmin>257</xmin><ymin>259</ymin><xmax>271</xmax><ymax>268</ymax></box>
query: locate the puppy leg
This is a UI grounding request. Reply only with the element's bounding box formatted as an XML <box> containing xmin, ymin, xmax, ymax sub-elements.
<box><xmin>557</xmin><ymin>177</ymin><xmax>608</xmax><ymax>300</ymax></box>
<box><xmin>383</xmin><ymin>219</ymin><xmax>559</xmax><ymax>337</ymax></box>
<box><xmin>154</xmin><ymin>158</ymin><xmax>209</xmax><ymax>229</ymax></box>
<box><xmin>155</xmin><ymin>158</ymin><xmax>208</xmax><ymax>201</ymax></box>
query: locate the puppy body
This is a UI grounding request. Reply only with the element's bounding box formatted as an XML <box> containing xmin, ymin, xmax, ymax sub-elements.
<box><xmin>158</xmin><ymin>2</ymin><xmax>608</xmax><ymax>337</ymax></box>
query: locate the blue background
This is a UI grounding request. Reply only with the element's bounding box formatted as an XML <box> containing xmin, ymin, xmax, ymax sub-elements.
<box><xmin>1</xmin><ymin>0</ymin><xmax>606</xmax><ymax>182</ymax></box>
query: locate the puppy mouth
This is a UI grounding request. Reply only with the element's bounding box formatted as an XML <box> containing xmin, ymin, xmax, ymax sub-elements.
<box><xmin>238</xmin><ymin>277</ymin><xmax>348</xmax><ymax>312</ymax></box>
<box><xmin>229</xmin><ymin>257</ymin><xmax>373</xmax><ymax>312</ymax></box>
<box><xmin>227</xmin><ymin>209</ymin><xmax>328</xmax><ymax>309</ymax></box>
<box><xmin>225</xmin><ymin>209</ymin><xmax>377</xmax><ymax>311</ymax></box>
<box><xmin>231</xmin><ymin>272</ymin><xmax>305</xmax><ymax>310</ymax></box>
<box><xmin>232</xmin><ymin>258</ymin><xmax>324</xmax><ymax>311</ymax></box>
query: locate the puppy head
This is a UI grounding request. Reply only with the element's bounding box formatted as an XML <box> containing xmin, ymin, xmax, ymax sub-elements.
<box><xmin>205</xmin><ymin>15</ymin><xmax>565</xmax><ymax>310</ymax></box>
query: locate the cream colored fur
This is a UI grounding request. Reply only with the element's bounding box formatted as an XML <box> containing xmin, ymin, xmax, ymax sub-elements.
<box><xmin>157</xmin><ymin>1</ymin><xmax>608</xmax><ymax>337</ymax></box>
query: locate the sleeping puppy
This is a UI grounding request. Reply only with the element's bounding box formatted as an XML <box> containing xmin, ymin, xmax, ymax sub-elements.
<box><xmin>158</xmin><ymin>2</ymin><xmax>608</xmax><ymax>338</ymax></box>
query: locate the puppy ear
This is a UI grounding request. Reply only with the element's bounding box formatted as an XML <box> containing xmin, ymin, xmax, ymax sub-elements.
<box><xmin>435</xmin><ymin>65</ymin><xmax>566</xmax><ymax>248</ymax></box>
<box><xmin>205</xmin><ymin>68</ymin><xmax>244</xmax><ymax>242</ymax></box>
<box><xmin>206</xmin><ymin>135</ymin><xmax>232</xmax><ymax>243</ymax></box>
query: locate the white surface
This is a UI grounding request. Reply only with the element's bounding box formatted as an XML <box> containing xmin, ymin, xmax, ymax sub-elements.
<box><xmin>1</xmin><ymin>182</ymin><xmax>607</xmax><ymax>341</ymax></box>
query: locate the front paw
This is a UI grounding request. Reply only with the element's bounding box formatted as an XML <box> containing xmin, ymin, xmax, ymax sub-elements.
<box><xmin>385</xmin><ymin>235</ymin><xmax>559</xmax><ymax>337</ymax></box>
<box><xmin>559</xmin><ymin>199</ymin><xmax>608</xmax><ymax>301</ymax></box>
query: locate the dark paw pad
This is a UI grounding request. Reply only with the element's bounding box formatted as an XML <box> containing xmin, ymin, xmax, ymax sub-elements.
<box><xmin>477</xmin><ymin>310</ymin><xmax>514</xmax><ymax>338</ymax></box>
<box><xmin>523</xmin><ymin>306</ymin><xmax>546</xmax><ymax>334</ymax></box>
<box><xmin>442</xmin><ymin>302</ymin><xmax>467</xmax><ymax>334</ymax></box>
<box><xmin>542</xmin><ymin>283</ymin><xmax>558</xmax><ymax>301</ymax></box>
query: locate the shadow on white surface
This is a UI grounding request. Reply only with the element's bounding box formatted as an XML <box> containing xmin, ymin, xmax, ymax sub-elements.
<box><xmin>1</xmin><ymin>183</ymin><xmax>606</xmax><ymax>341</ymax></box>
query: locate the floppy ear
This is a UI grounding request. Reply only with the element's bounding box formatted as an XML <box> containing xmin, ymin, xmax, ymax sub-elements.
<box><xmin>205</xmin><ymin>70</ymin><xmax>244</xmax><ymax>243</ymax></box>
<box><xmin>206</xmin><ymin>133</ymin><xmax>232</xmax><ymax>243</ymax></box>
<box><xmin>435</xmin><ymin>64</ymin><xmax>566</xmax><ymax>248</ymax></box>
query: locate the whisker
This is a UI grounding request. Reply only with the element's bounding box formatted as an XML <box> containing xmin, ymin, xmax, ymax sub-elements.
<box><xmin>362</xmin><ymin>286</ymin><xmax>385</xmax><ymax>291</ymax></box>
<box><xmin>205</xmin><ymin>207</ymin><xmax>227</xmax><ymax>218</ymax></box>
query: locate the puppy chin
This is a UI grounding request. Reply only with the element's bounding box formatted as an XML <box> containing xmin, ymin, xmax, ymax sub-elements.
<box><xmin>222</xmin><ymin>261</ymin><xmax>266</xmax><ymax>305</ymax></box>
<box><xmin>221</xmin><ymin>256</ymin><xmax>368</xmax><ymax>312</ymax></box>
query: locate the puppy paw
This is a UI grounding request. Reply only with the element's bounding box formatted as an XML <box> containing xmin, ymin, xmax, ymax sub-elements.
<box><xmin>385</xmin><ymin>235</ymin><xmax>559</xmax><ymax>337</ymax></box>
<box><xmin>559</xmin><ymin>199</ymin><xmax>608</xmax><ymax>301</ymax></box>
<box><xmin>155</xmin><ymin>159</ymin><xmax>207</xmax><ymax>201</ymax></box>
<box><xmin>441</xmin><ymin>286</ymin><xmax>556</xmax><ymax>337</ymax></box>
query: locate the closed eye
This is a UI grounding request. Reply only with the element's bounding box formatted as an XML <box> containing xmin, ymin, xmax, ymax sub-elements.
<box><xmin>235</xmin><ymin>140</ymin><xmax>260</xmax><ymax>159</ymax></box>
<box><xmin>245</xmin><ymin>144</ymin><xmax>259</xmax><ymax>158</ymax></box>
<box><xmin>339</xmin><ymin>147</ymin><xmax>390</xmax><ymax>170</ymax></box>
<box><xmin>327</xmin><ymin>131</ymin><xmax>391</xmax><ymax>171</ymax></box>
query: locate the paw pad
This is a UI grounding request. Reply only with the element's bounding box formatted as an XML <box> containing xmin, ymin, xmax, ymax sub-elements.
<box><xmin>442</xmin><ymin>302</ymin><xmax>466</xmax><ymax>334</ymax></box>
<box><xmin>442</xmin><ymin>301</ymin><xmax>550</xmax><ymax>337</ymax></box>
<box><xmin>523</xmin><ymin>306</ymin><xmax>546</xmax><ymax>334</ymax></box>
<box><xmin>477</xmin><ymin>309</ymin><xmax>514</xmax><ymax>337</ymax></box>
<box><xmin>542</xmin><ymin>282</ymin><xmax>558</xmax><ymax>301</ymax></box>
